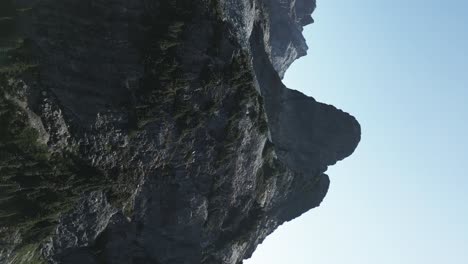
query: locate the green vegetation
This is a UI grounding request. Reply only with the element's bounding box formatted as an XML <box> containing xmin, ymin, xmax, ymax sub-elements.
<box><xmin>0</xmin><ymin>2</ymin><xmax>105</xmax><ymax>262</ymax></box>
<box><xmin>128</xmin><ymin>0</ymin><xmax>196</xmax><ymax>143</ymax></box>
<box><xmin>9</xmin><ymin>244</ymin><xmax>45</xmax><ymax>264</ymax></box>
<box><xmin>0</xmin><ymin>81</ymin><xmax>108</xmax><ymax>261</ymax></box>
<box><xmin>0</xmin><ymin>1</ymin><xmax>36</xmax><ymax>75</ymax></box>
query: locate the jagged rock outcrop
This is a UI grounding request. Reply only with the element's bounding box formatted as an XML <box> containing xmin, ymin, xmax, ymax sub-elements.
<box><xmin>0</xmin><ymin>0</ymin><xmax>360</xmax><ymax>263</ymax></box>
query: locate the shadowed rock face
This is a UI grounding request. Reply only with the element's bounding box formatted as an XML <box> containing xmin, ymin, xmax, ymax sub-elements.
<box><xmin>0</xmin><ymin>0</ymin><xmax>360</xmax><ymax>263</ymax></box>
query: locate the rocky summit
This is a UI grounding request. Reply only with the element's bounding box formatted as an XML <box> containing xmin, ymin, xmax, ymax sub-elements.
<box><xmin>0</xmin><ymin>0</ymin><xmax>360</xmax><ymax>263</ymax></box>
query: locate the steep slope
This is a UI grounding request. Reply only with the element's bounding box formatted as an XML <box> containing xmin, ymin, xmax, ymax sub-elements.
<box><xmin>0</xmin><ymin>0</ymin><xmax>360</xmax><ymax>263</ymax></box>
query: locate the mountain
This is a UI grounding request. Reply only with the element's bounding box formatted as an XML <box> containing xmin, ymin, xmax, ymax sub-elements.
<box><xmin>0</xmin><ymin>0</ymin><xmax>360</xmax><ymax>263</ymax></box>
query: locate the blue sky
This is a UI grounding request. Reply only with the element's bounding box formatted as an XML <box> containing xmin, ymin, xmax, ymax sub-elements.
<box><xmin>246</xmin><ymin>0</ymin><xmax>468</xmax><ymax>263</ymax></box>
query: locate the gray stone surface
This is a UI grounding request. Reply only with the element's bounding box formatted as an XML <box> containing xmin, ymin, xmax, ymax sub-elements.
<box><xmin>0</xmin><ymin>0</ymin><xmax>360</xmax><ymax>263</ymax></box>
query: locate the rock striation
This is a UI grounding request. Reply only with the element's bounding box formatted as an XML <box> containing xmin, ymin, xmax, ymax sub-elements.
<box><xmin>0</xmin><ymin>0</ymin><xmax>360</xmax><ymax>263</ymax></box>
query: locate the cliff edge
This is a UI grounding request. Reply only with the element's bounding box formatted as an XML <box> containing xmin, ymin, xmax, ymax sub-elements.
<box><xmin>0</xmin><ymin>0</ymin><xmax>360</xmax><ymax>263</ymax></box>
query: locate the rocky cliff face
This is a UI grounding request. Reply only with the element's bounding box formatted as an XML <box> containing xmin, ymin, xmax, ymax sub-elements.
<box><xmin>0</xmin><ymin>0</ymin><xmax>360</xmax><ymax>263</ymax></box>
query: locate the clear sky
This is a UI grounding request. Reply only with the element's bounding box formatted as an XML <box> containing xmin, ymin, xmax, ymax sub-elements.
<box><xmin>245</xmin><ymin>0</ymin><xmax>468</xmax><ymax>263</ymax></box>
